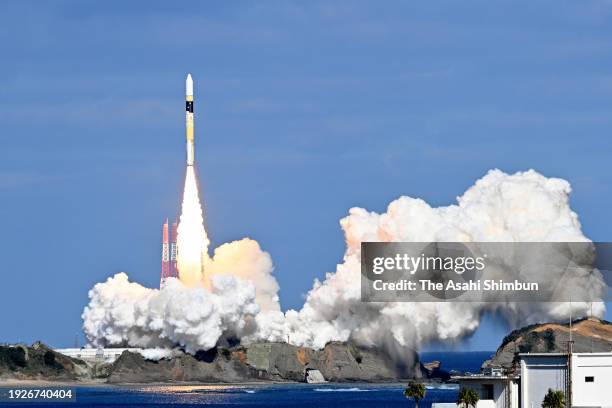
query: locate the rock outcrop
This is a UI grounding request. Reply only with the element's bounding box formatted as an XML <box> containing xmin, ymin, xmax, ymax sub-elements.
<box><xmin>0</xmin><ymin>342</ymin><xmax>90</xmax><ymax>381</ymax></box>
<box><xmin>421</xmin><ymin>360</ymin><xmax>451</xmax><ymax>381</ymax></box>
<box><xmin>243</xmin><ymin>341</ymin><xmax>415</xmax><ymax>382</ymax></box>
<box><xmin>484</xmin><ymin>317</ymin><xmax>612</xmax><ymax>372</ymax></box>
<box><xmin>106</xmin><ymin>347</ymin><xmax>258</xmax><ymax>383</ymax></box>
<box><xmin>6</xmin><ymin>319</ymin><xmax>610</xmax><ymax>384</ymax></box>
<box><xmin>107</xmin><ymin>341</ymin><xmax>422</xmax><ymax>383</ymax></box>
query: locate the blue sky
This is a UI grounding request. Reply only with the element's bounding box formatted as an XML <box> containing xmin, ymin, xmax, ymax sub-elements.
<box><xmin>1</xmin><ymin>1</ymin><xmax>611</xmax><ymax>351</ymax></box>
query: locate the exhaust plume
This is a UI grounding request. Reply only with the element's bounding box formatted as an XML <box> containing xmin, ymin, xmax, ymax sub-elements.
<box><xmin>176</xmin><ymin>166</ymin><xmax>208</xmax><ymax>287</ymax></box>
<box><xmin>275</xmin><ymin>169</ymin><xmax>605</xmax><ymax>361</ymax></box>
<box><xmin>83</xmin><ymin>169</ymin><xmax>606</xmax><ymax>363</ymax></box>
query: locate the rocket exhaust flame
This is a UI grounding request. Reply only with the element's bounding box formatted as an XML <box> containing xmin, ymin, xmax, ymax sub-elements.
<box><xmin>176</xmin><ymin>74</ymin><xmax>208</xmax><ymax>286</ymax></box>
<box><xmin>177</xmin><ymin>165</ymin><xmax>209</xmax><ymax>287</ymax></box>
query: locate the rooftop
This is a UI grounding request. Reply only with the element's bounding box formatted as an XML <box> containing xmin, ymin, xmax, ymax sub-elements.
<box><xmin>518</xmin><ymin>352</ymin><xmax>568</xmax><ymax>357</ymax></box>
<box><xmin>518</xmin><ymin>351</ymin><xmax>612</xmax><ymax>357</ymax></box>
<box><xmin>452</xmin><ymin>375</ymin><xmax>516</xmax><ymax>381</ymax></box>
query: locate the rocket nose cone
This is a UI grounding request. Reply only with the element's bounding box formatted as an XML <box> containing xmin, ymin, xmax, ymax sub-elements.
<box><xmin>186</xmin><ymin>74</ymin><xmax>193</xmax><ymax>96</ymax></box>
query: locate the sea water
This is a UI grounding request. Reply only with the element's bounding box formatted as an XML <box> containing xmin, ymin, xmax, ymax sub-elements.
<box><xmin>9</xmin><ymin>383</ymin><xmax>455</xmax><ymax>408</ymax></box>
<box><xmin>3</xmin><ymin>352</ymin><xmax>491</xmax><ymax>408</ymax></box>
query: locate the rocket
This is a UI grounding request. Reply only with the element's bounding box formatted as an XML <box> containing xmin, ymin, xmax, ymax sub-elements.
<box><xmin>185</xmin><ymin>74</ymin><xmax>195</xmax><ymax>166</ymax></box>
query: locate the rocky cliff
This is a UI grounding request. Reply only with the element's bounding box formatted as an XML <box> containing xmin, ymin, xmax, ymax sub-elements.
<box><xmin>484</xmin><ymin>317</ymin><xmax>612</xmax><ymax>371</ymax></box>
<box><xmin>0</xmin><ymin>342</ymin><xmax>91</xmax><ymax>381</ymax></box>
<box><xmin>107</xmin><ymin>341</ymin><xmax>422</xmax><ymax>383</ymax></box>
<box><xmin>6</xmin><ymin>319</ymin><xmax>610</xmax><ymax>384</ymax></box>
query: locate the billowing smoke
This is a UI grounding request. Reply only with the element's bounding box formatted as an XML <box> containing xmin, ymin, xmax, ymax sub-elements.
<box><xmin>275</xmin><ymin>169</ymin><xmax>606</xmax><ymax>358</ymax></box>
<box><xmin>82</xmin><ymin>238</ymin><xmax>275</xmax><ymax>353</ymax></box>
<box><xmin>83</xmin><ymin>169</ymin><xmax>606</xmax><ymax>361</ymax></box>
<box><xmin>204</xmin><ymin>239</ymin><xmax>280</xmax><ymax>312</ymax></box>
<box><xmin>82</xmin><ymin>166</ymin><xmax>280</xmax><ymax>353</ymax></box>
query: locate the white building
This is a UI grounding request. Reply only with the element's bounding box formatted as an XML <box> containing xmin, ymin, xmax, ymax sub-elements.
<box><xmin>453</xmin><ymin>374</ymin><xmax>519</xmax><ymax>408</ymax></box>
<box><xmin>55</xmin><ymin>347</ymin><xmax>142</xmax><ymax>363</ymax></box>
<box><xmin>451</xmin><ymin>352</ymin><xmax>612</xmax><ymax>408</ymax></box>
<box><xmin>571</xmin><ymin>352</ymin><xmax>612</xmax><ymax>407</ymax></box>
<box><xmin>520</xmin><ymin>353</ymin><xmax>568</xmax><ymax>408</ymax></box>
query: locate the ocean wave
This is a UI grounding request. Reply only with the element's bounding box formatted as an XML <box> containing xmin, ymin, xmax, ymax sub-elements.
<box><xmin>425</xmin><ymin>384</ymin><xmax>460</xmax><ymax>390</ymax></box>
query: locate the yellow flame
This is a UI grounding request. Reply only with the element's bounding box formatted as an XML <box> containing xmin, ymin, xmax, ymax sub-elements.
<box><xmin>177</xmin><ymin>166</ymin><xmax>209</xmax><ymax>287</ymax></box>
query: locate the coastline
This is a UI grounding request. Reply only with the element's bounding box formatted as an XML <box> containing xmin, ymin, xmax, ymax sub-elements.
<box><xmin>0</xmin><ymin>379</ymin><xmax>435</xmax><ymax>387</ymax></box>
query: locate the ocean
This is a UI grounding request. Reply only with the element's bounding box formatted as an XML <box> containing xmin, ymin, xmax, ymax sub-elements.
<box><xmin>1</xmin><ymin>352</ymin><xmax>492</xmax><ymax>408</ymax></box>
<box><xmin>420</xmin><ymin>350</ymin><xmax>493</xmax><ymax>374</ymax></box>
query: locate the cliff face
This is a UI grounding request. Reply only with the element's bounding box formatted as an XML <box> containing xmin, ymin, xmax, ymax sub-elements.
<box><xmin>242</xmin><ymin>341</ymin><xmax>415</xmax><ymax>382</ymax></box>
<box><xmin>106</xmin><ymin>347</ymin><xmax>258</xmax><ymax>383</ymax></box>
<box><xmin>485</xmin><ymin>318</ymin><xmax>612</xmax><ymax>371</ymax></box>
<box><xmin>0</xmin><ymin>342</ymin><xmax>90</xmax><ymax>381</ymax></box>
<box><xmin>6</xmin><ymin>318</ymin><xmax>609</xmax><ymax>384</ymax></box>
<box><xmin>107</xmin><ymin>341</ymin><xmax>422</xmax><ymax>383</ymax></box>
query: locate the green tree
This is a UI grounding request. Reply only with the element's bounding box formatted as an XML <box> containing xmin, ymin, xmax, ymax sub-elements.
<box><xmin>457</xmin><ymin>387</ymin><xmax>480</xmax><ymax>408</ymax></box>
<box><xmin>542</xmin><ymin>389</ymin><xmax>565</xmax><ymax>408</ymax></box>
<box><xmin>404</xmin><ymin>381</ymin><xmax>426</xmax><ymax>408</ymax></box>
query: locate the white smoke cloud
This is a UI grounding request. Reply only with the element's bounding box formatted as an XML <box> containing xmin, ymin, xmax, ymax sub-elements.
<box><xmin>270</xmin><ymin>169</ymin><xmax>606</xmax><ymax>357</ymax></box>
<box><xmin>82</xmin><ymin>273</ymin><xmax>257</xmax><ymax>353</ymax></box>
<box><xmin>204</xmin><ymin>238</ymin><xmax>279</xmax><ymax>312</ymax></box>
<box><xmin>138</xmin><ymin>348</ymin><xmax>181</xmax><ymax>361</ymax></box>
<box><xmin>82</xmin><ymin>238</ymin><xmax>278</xmax><ymax>353</ymax></box>
<box><xmin>83</xmin><ymin>160</ymin><xmax>281</xmax><ymax>353</ymax></box>
<box><xmin>83</xmin><ymin>169</ymin><xmax>606</xmax><ymax>362</ymax></box>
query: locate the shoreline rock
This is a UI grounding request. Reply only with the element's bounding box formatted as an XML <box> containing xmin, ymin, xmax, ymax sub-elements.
<box><xmin>107</xmin><ymin>341</ymin><xmax>422</xmax><ymax>383</ymax></box>
<box><xmin>483</xmin><ymin>317</ymin><xmax>612</xmax><ymax>372</ymax></box>
<box><xmin>10</xmin><ymin>318</ymin><xmax>608</xmax><ymax>384</ymax></box>
<box><xmin>1</xmin><ymin>341</ymin><xmax>423</xmax><ymax>384</ymax></box>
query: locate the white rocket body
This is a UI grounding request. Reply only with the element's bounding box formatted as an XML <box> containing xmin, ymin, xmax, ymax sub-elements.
<box><xmin>186</xmin><ymin>74</ymin><xmax>195</xmax><ymax>166</ymax></box>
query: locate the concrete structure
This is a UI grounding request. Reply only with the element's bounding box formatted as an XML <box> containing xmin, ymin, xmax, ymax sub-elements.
<box><xmin>452</xmin><ymin>352</ymin><xmax>612</xmax><ymax>408</ymax></box>
<box><xmin>520</xmin><ymin>353</ymin><xmax>568</xmax><ymax>408</ymax></box>
<box><xmin>571</xmin><ymin>352</ymin><xmax>612</xmax><ymax>407</ymax></box>
<box><xmin>520</xmin><ymin>352</ymin><xmax>612</xmax><ymax>408</ymax></box>
<box><xmin>455</xmin><ymin>375</ymin><xmax>519</xmax><ymax>408</ymax></box>
<box><xmin>55</xmin><ymin>347</ymin><xmax>142</xmax><ymax>363</ymax></box>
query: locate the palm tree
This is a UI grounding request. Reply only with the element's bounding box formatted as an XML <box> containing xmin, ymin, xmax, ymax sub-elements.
<box><xmin>542</xmin><ymin>389</ymin><xmax>565</xmax><ymax>408</ymax></box>
<box><xmin>404</xmin><ymin>381</ymin><xmax>426</xmax><ymax>408</ymax></box>
<box><xmin>457</xmin><ymin>387</ymin><xmax>480</xmax><ymax>408</ymax></box>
